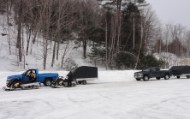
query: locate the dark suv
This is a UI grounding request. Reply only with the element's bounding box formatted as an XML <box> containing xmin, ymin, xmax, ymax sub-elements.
<box><xmin>134</xmin><ymin>67</ymin><xmax>171</xmax><ymax>81</ymax></box>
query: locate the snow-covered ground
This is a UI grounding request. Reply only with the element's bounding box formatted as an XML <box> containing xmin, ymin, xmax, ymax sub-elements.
<box><xmin>1</xmin><ymin>70</ymin><xmax>190</xmax><ymax>119</ymax></box>
<box><xmin>1</xmin><ymin>5</ymin><xmax>190</xmax><ymax>119</ymax></box>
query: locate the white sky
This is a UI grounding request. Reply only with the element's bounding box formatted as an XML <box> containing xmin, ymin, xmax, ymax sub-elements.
<box><xmin>146</xmin><ymin>0</ymin><xmax>190</xmax><ymax>28</ymax></box>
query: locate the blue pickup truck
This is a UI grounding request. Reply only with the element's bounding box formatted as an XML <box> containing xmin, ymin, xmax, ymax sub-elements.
<box><xmin>4</xmin><ymin>66</ymin><xmax>98</xmax><ymax>90</ymax></box>
<box><xmin>6</xmin><ymin>69</ymin><xmax>59</xmax><ymax>89</ymax></box>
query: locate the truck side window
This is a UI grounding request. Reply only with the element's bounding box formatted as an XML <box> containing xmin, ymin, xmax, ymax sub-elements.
<box><xmin>143</xmin><ymin>69</ymin><xmax>150</xmax><ymax>72</ymax></box>
<box><xmin>26</xmin><ymin>70</ymin><xmax>31</xmax><ymax>76</ymax></box>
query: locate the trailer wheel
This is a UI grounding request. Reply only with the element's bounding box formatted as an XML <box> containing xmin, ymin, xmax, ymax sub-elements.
<box><xmin>177</xmin><ymin>76</ymin><xmax>180</xmax><ymax>79</ymax></box>
<box><xmin>164</xmin><ymin>74</ymin><xmax>170</xmax><ymax>80</ymax></box>
<box><xmin>156</xmin><ymin>77</ymin><xmax>160</xmax><ymax>80</ymax></box>
<box><xmin>143</xmin><ymin>76</ymin><xmax>149</xmax><ymax>81</ymax></box>
<box><xmin>44</xmin><ymin>78</ymin><xmax>52</xmax><ymax>86</ymax></box>
<box><xmin>136</xmin><ymin>78</ymin><xmax>141</xmax><ymax>81</ymax></box>
<box><xmin>78</xmin><ymin>80</ymin><xmax>87</xmax><ymax>85</ymax></box>
<box><xmin>82</xmin><ymin>80</ymin><xmax>87</xmax><ymax>85</ymax></box>
<box><xmin>72</xmin><ymin>82</ymin><xmax>76</xmax><ymax>87</ymax></box>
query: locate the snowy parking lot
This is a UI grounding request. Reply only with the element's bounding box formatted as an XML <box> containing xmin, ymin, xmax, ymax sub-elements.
<box><xmin>1</xmin><ymin>70</ymin><xmax>190</xmax><ymax>119</ymax></box>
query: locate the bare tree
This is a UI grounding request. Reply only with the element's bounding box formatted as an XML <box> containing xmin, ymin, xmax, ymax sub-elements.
<box><xmin>14</xmin><ymin>0</ymin><xmax>24</xmax><ymax>62</ymax></box>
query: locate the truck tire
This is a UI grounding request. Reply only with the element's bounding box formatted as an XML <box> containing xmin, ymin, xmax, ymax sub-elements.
<box><xmin>44</xmin><ymin>78</ymin><xmax>52</xmax><ymax>86</ymax></box>
<box><xmin>186</xmin><ymin>75</ymin><xmax>190</xmax><ymax>79</ymax></box>
<box><xmin>136</xmin><ymin>78</ymin><xmax>141</xmax><ymax>81</ymax></box>
<box><xmin>164</xmin><ymin>74</ymin><xmax>170</xmax><ymax>80</ymax></box>
<box><xmin>143</xmin><ymin>76</ymin><xmax>149</xmax><ymax>81</ymax></box>
<box><xmin>177</xmin><ymin>76</ymin><xmax>180</xmax><ymax>79</ymax></box>
<box><xmin>11</xmin><ymin>80</ymin><xmax>21</xmax><ymax>88</ymax></box>
<box><xmin>156</xmin><ymin>77</ymin><xmax>160</xmax><ymax>80</ymax></box>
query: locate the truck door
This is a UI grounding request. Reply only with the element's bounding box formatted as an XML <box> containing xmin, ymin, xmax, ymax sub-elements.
<box><xmin>154</xmin><ymin>68</ymin><xmax>160</xmax><ymax>77</ymax></box>
<box><xmin>22</xmin><ymin>69</ymin><xmax>36</xmax><ymax>84</ymax></box>
<box><xmin>149</xmin><ymin>68</ymin><xmax>157</xmax><ymax>78</ymax></box>
<box><xmin>22</xmin><ymin>70</ymin><xmax>30</xmax><ymax>84</ymax></box>
<box><xmin>148</xmin><ymin>68</ymin><xmax>154</xmax><ymax>78</ymax></box>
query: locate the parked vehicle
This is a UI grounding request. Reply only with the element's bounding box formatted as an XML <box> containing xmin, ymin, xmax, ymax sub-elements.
<box><xmin>5</xmin><ymin>69</ymin><xmax>59</xmax><ymax>90</ymax></box>
<box><xmin>66</xmin><ymin>66</ymin><xmax>98</xmax><ymax>85</ymax></box>
<box><xmin>169</xmin><ymin>66</ymin><xmax>190</xmax><ymax>79</ymax></box>
<box><xmin>134</xmin><ymin>67</ymin><xmax>171</xmax><ymax>81</ymax></box>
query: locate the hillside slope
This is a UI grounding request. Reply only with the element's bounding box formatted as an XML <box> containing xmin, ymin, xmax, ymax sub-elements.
<box><xmin>0</xmin><ymin>13</ymin><xmax>95</xmax><ymax>71</ymax></box>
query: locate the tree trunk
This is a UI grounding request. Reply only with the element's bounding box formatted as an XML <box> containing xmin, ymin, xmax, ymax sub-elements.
<box><xmin>105</xmin><ymin>18</ymin><xmax>108</xmax><ymax>70</ymax></box>
<box><xmin>56</xmin><ymin>41</ymin><xmax>60</xmax><ymax>60</ymax></box>
<box><xmin>83</xmin><ymin>40</ymin><xmax>87</xmax><ymax>58</ymax></box>
<box><xmin>43</xmin><ymin>38</ymin><xmax>48</xmax><ymax>70</ymax></box>
<box><xmin>26</xmin><ymin>27</ymin><xmax>31</xmax><ymax>56</ymax></box>
<box><xmin>61</xmin><ymin>42</ymin><xmax>69</xmax><ymax>68</ymax></box>
<box><xmin>16</xmin><ymin>22</ymin><xmax>22</xmax><ymax>62</ymax></box>
<box><xmin>133</xmin><ymin>17</ymin><xmax>136</xmax><ymax>49</ymax></box>
<box><xmin>51</xmin><ymin>41</ymin><xmax>56</xmax><ymax>67</ymax></box>
<box><xmin>134</xmin><ymin>18</ymin><xmax>143</xmax><ymax>69</ymax></box>
<box><xmin>32</xmin><ymin>30</ymin><xmax>38</xmax><ymax>44</ymax></box>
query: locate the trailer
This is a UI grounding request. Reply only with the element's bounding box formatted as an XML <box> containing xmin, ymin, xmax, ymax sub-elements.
<box><xmin>169</xmin><ymin>66</ymin><xmax>190</xmax><ymax>79</ymax></box>
<box><xmin>66</xmin><ymin>66</ymin><xmax>98</xmax><ymax>85</ymax></box>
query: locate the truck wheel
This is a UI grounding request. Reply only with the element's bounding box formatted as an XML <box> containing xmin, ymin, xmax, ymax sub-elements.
<box><xmin>143</xmin><ymin>76</ymin><xmax>149</xmax><ymax>81</ymax></box>
<box><xmin>164</xmin><ymin>74</ymin><xmax>170</xmax><ymax>80</ymax></box>
<box><xmin>156</xmin><ymin>77</ymin><xmax>160</xmax><ymax>80</ymax></box>
<box><xmin>177</xmin><ymin>76</ymin><xmax>180</xmax><ymax>79</ymax></box>
<box><xmin>82</xmin><ymin>80</ymin><xmax>87</xmax><ymax>85</ymax></box>
<box><xmin>11</xmin><ymin>80</ymin><xmax>21</xmax><ymax>88</ymax></box>
<box><xmin>136</xmin><ymin>78</ymin><xmax>141</xmax><ymax>81</ymax></box>
<box><xmin>44</xmin><ymin>78</ymin><xmax>52</xmax><ymax>86</ymax></box>
<box><xmin>186</xmin><ymin>75</ymin><xmax>190</xmax><ymax>79</ymax></box>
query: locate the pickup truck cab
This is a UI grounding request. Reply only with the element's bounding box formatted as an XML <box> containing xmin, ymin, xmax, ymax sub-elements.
<box><xmin>6</xmin><ymin>69</ymin><xmax>59</xmax><ymax>88</ymax></box>
<box><xmin>134</xmin><ymin>67</ymin><xmax>171</xmax><ymax>81</ymax></box>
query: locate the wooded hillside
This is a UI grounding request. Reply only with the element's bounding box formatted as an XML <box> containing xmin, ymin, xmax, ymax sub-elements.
<box><xmin>0</xmin><ymin>0</ymin><xmax>190</xmax><ymax>70</ymax></box>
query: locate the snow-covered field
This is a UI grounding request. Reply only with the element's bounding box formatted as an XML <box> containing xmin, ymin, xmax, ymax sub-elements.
<box><xmin>1</xmin><ymin>70</ymin><xmax>190</xmax><ymax>119</ymax></box>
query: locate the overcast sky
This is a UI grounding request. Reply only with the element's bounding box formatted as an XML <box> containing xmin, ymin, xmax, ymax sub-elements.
<box><xmin>146</xmin><ymin>0</ymin><xmax>190</xmax><ymax>28</ymax></box>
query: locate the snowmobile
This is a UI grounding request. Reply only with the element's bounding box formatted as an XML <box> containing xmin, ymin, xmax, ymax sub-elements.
<box><xmin>3</xmin><ymin>82</ymin><xmax>40</xmax><ymax>91</ymax></box>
